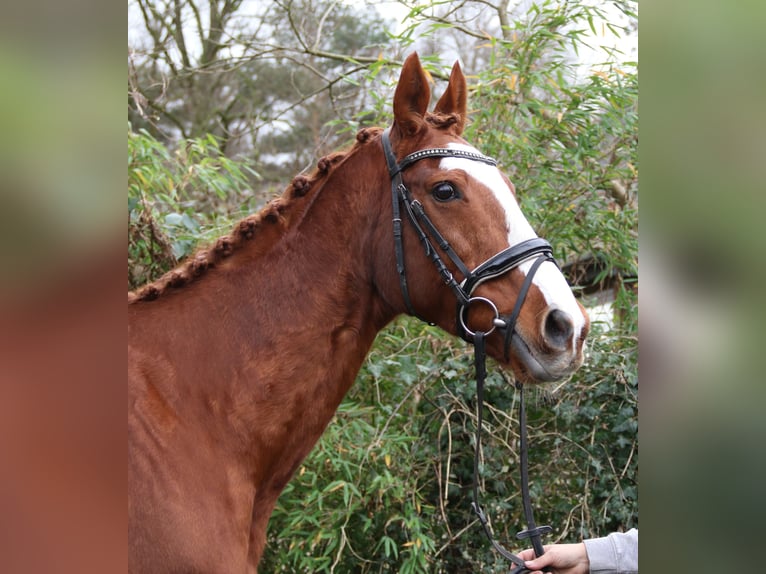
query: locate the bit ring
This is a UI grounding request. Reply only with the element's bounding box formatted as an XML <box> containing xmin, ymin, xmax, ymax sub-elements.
<box><xmin>459</xmin><ymin>297</ymin><xmax>504</xmax><ymax>337</ymax></box>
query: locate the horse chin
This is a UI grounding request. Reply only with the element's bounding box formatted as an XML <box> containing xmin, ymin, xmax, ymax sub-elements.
<box><xmin>506</xmin><ymin>333</ymin><xmax>562</xmax><ymax>384</ymax></box>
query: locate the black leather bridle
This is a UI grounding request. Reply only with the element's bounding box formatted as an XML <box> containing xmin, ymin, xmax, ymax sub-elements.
<box><xmin>382</xmin><ymin>128</ymin><xmax>556</xmax><ymax>572</ymax></box>
<box><xmin>381</xmin><ymin>129</ymin><xmax>555</xmax><ymax>343</ymax></box>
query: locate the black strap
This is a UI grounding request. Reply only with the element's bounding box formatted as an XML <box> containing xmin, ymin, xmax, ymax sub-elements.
<box><xmin>461</xmin><ymin>239</ymin><xmax>555</xmax><ymax>296</ymax></box>
<box><xmin>407</xmin><ymin>195</ymin><xmax>472</xmax><ymax>281</ymax></box>
<box><xmin>382</xmin><ymin>129</ymin><xmax>418</xmax><ymax>317</ymax></box>
<box><xmin>397</xmin><ymin>185</ymin><xmax>471</xmax><ymax>305</ymax></box>
<box><xmin>383</xmin><ymin>129</ymin><xmax>476</xmax><ymax>315</ymax></box>
<box><xmin>455</xmin><ymin>243</ymin><xmax>554</xmax><ymax>342</ymax></box>
<box><xmin>502</xmin><ymin>255</ymin><xmax>549</xmax><ymax>362</ymax></box>
<box><xmin>515</xmin><ymin>380</ymin><xmax>553</xmax><ymax>558</ymax></box>
<box><xmin>471</xmin><ymin>331</ymin><xmax>528</xmax><ymax>570</ymax></box>
<box><xmin>394</xmin><ymin>146</ymin><xmax>497</xmax><ymax>174</ymax></box>
<box><xmin>471</xmin><ymin>332</ymin><xmax>552</xmax><ymax>573</ymax></box>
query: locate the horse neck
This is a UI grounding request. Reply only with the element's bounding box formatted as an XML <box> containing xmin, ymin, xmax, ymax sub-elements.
<box><xmin>131</xmin><ymin>145</ymin><xmax>398</xmax><ymax>478</ymax></box>
<box><xmin>252</xmin><ymin>156</ymin><xmax>395</xmax><ymax>368</ymax></box>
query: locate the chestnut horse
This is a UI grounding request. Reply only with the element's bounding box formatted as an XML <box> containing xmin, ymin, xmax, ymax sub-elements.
<box><xmin>128</xmin><ymin>53</ymin><xmax>589</xmax><ymax>573</ymax></box>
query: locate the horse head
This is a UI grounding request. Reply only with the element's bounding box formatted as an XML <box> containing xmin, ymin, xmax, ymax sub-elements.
<box><xmin>376</xmin><ymin>53</ymin><xmax>589</xmax><ymax>383</ymax></box>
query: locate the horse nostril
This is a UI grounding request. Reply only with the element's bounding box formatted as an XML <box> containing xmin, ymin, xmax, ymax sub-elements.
<box><xmin>544</xmin><ymin>309</ymin><xmax>574</xmax><ymax>350</ymax></box>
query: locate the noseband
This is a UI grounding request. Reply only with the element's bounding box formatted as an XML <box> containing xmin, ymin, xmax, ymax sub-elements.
<box><xmin>382</xmin><ymin>128</ymin><xmax>557</xmax><ymax>572</ymax></box>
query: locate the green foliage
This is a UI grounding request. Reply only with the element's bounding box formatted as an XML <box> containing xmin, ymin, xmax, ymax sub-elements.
<box><xmin>128</xmin><ymin>126</ymin><xmax>258</xmax><ymax>288</ymax></box>
<box><xmin>465</xmin><ymin>2</ymin><xmax>638</xmax><ymax>320</ymax></box>
<box><xmin>261</xmin><ymin>319</ymin><xmax>637</xmax><ymax>572</ymax></box>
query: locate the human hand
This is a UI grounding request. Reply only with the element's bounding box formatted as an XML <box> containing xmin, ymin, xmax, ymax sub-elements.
<box><xmin>517</xmin><ymin>543</ymin><xmax>590</xmax><ymax>574</ymax></box>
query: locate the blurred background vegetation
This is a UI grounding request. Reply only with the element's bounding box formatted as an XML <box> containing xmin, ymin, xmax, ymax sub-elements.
<box><xmin>128</xmin><ymin>0</ymin><xmax>637</xmax><ymax>571</ymax></box>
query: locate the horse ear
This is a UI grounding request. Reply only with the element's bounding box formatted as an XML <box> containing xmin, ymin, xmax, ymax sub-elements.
<box><xmin>393</xmin><ymin>53</ymin><xmax>431</xmax><ymax>137</ymax></box>
<box><xmin>433</xmin><ymin>61</ymin><xmax>467</xmax><ymax>134</ymax></box>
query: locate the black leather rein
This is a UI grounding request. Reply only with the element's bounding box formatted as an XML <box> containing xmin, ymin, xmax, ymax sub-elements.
<box><xmin>381</xmin><ymin>128</ymin><xmax>555</xmax><ymax>572</ymax></box>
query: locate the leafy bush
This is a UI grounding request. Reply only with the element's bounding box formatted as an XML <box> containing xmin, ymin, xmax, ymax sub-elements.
<box><xmin>128</xmin><ymin>126</ymin><xmax>258</xmax><ymax>288</ymax></box>
<box><xmin>259</xmin><ymin>316</ymin><xmax>636</xmax><ymax>573</ymax></box>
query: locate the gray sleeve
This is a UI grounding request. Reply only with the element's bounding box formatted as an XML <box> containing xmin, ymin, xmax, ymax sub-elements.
<box><xmin>583</xmin><ymin>528</ymin><xmax>638</xmax><ymax>574</ymax></box>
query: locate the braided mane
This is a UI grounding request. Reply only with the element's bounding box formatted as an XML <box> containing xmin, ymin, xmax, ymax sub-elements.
<box><xmin>127</xmin><ymin>111</ymin><xmax>463</xmax><ymax>305</ymax></box>
<box><xmin>128</xmin><ymin>127</ymin><xmax>383</xmax><ymax>304</ymax></box>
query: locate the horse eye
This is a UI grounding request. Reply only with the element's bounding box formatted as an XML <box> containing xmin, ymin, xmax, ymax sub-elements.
<box><xmin>432</xmin><ymin>182</ymin><xmax>459</xmax><ymax>202</ymax></box>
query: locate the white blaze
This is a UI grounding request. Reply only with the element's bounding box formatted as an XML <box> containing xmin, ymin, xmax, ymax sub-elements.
<box><xmin>440</xmin><ymin>143</ymin><xmax>586</xmax><ymax>339</ymax></box>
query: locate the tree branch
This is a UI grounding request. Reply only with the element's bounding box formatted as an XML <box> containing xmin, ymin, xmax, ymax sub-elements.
<box><xmin>172</xmin><ymin>0</ymin><xmax>192</xmax><ymax>69</ymax></box>
<box><xmin>313</xmin><ymin>0</ymin><xmax>341</xmax><ymax>52</ymax></box>
<box><xmin>136</xmin><ymin>0</ymin><xmax>179</xmax><ymax>76</ymax></box>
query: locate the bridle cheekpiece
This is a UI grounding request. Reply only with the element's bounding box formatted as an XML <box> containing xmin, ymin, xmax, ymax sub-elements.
<box><xmin>381</xmin><ymin>128</ymin><xmax>555</xmax><ymax>347</ymax></box>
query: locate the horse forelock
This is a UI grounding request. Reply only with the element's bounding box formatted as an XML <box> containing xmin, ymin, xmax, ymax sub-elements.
<box><xmin>128</xmin><ymin>127</ymin><xmax>384</xmax><ymax>305</ymax></box>
<box><xmin>424</xmin><ymin>111</ymin><xmax>462</xmax><ymax>131</ymax></box>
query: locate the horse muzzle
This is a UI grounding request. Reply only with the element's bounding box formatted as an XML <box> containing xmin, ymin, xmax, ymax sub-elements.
<box><xmin>505</xmin><ymin>326</ymin><xmax>586</xmax><ymax>383</ymax></box>
<box><xmin>459</xmin><ymin>292</ymin><xmax>588</xmax><ymax>383</ymax></box>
